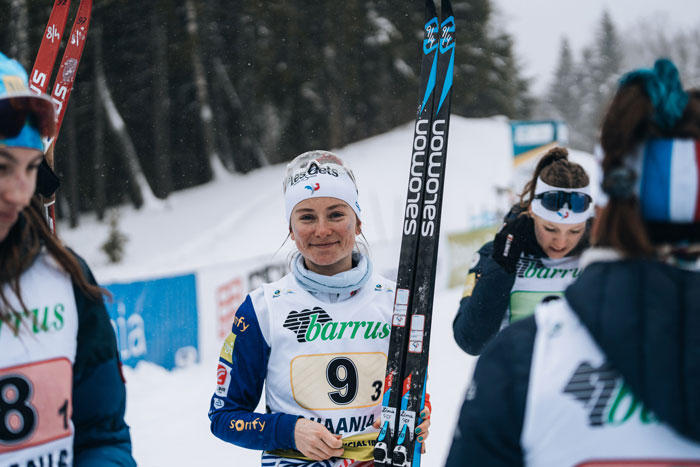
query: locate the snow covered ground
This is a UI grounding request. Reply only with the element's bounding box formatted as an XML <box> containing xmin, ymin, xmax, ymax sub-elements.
<box><xmin>58</xmin><ymin>116</ymin><xmax>595</xmax><ymax>466</ymax></box>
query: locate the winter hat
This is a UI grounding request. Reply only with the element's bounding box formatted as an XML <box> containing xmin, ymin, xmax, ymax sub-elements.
<box><xmin>283</xmin><ymin>150</ymin><xmax>361</xmax><ymax>226</ymax></box>
<box><xmin>0</xmin><ymin>52</ymin><xmax>56</xmax><ymax>150</ymax></box>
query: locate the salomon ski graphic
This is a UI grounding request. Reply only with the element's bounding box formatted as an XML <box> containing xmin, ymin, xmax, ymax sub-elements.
<box><xmin>375</xmin><ymin>1</ymin><xmax>455</xmax><ymax>466</ymax></box>
<box><xmin>373</xmin><ymin>2</ymin><xmax>440</xmax><ymax>465</ymax></box>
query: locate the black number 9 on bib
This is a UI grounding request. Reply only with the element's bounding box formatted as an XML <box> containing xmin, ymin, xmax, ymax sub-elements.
<box><xmin>326</xmin><ymin>357</ymin><xmax>359</xmax><ymax>405</ymax></box>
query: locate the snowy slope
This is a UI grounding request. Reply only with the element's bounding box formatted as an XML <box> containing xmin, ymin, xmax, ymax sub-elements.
<box><xmin>58</xmin><ymin>116</ymin><xmax>595</xmax><ymax>466</ymax></box>
<box><xmin>59</xmin><ymin>116</ymin><xmax>515</xmax><ymax>283</ymax></box>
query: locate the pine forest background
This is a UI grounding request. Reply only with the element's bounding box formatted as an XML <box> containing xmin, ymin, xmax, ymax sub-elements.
<box><xmin>1</xmin><ymin>0</ymin><xmax>698</xmax><ymax>227</ymax></box>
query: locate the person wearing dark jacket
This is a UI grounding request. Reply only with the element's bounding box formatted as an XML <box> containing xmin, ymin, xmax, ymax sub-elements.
<box><xmin>0</xmin><ymin>52</ymin><xmax>135</xmax><ymax>466</ymax></box>
<box><xmin>453</xmin><ymin>146</ymin><xmax>592</xmax><ymax>355</ymax></box>
<box><xmin>445</xmin><ymin>58</ymin><xmax>700</xmax><ymax>466</ymax></box>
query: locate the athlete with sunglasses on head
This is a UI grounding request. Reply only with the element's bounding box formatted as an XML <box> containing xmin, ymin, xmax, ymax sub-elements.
<box><xmin>452</xmin><ymin>146</ymin><xmax>593</xmax><ymax>356</ymax></box>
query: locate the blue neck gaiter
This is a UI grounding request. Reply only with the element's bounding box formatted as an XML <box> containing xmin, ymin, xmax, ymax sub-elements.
<box><xmin>292</xmin><ymin>252</ymin><xmax>373</xmax><ymax>296</ymax></box>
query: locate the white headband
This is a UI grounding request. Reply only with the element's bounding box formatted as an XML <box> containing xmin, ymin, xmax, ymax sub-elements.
<box><xmin>531</xmin><ymin>177</ymin><xmax>594</xmax><ymax>224</ymax></box>
<box><xmin>284</xmin><ymin>161</ymin><xmax>361</xmax><ymax>225</ymax></box>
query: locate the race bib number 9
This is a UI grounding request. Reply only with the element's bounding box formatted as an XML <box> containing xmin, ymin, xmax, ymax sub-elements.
<box><xmin>291</xmin><ymin>352</ymin><xmax>386</xmax><ymax>410</ymax></box>
<box><xmin>0</xmin><ymin>358</ymin><xmax>73</xmax><ymax>453</ymax></box>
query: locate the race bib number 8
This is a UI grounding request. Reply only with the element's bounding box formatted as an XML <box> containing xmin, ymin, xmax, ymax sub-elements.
<box><xmin>0</xmin><ymin>358</ymin><xmax>73</xmax><ymax>453</ymax></box>
<box><xmin>291</xmin><ymin>352</ymin><xmax>386</xmax><ymax>410</ymax></box>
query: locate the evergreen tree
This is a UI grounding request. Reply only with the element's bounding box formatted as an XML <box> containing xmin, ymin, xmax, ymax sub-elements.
<box><xmin>450</xmin><ymin>0</ymin><xmax>531</xmax><ymax>118</ymax></box>
<box><xmin>574</xmin><ymin>47</ymin><xmax>599</xmax><ymax>149</ymax></box>
<box><xmin>590</xmin><ymin>10</ymin><xmax>622</xmax><ymax>130</ymax></box>
<box><xmin>546</xmin><ymin>11</ymin><xmax>624</xmax><ymax>151</ymax></box>
<box><xmin>624</xmin><ymin>17</ymin><xmax>700</xmax><ymax>88</ymax></box>
<box><xmin>547</xmin><ymin>38</ymin><xmax>579</xmax><ymax>128</ymax></box>
<box><xmin>0</xmin><ymin>0</ymin><xmax>534</xmax><ymax>221</ymax></box>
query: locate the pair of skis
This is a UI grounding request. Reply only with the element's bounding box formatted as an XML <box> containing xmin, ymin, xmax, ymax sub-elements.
<box><xmin>30</xmin><ymin>0</ymin><xmax>93</xmax><ymax>233</ymax></box>
<box><xmin>374</xmin><ymin>1</ymin><xmax>455</xmax><ymax>466</ymax></box>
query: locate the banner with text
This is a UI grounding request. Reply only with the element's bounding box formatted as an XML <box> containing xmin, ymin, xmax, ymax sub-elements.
<box><xmin>105</xmin><ymin>274</ymin><xmax>198</xmax><ymax>370</ymax></box>
<box><xmin>195</xmin><ymin>256</ymin><xmax>290</xmax><ymax>363</ymax></box>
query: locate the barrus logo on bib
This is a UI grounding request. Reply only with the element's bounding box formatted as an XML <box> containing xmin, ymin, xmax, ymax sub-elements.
<box><xmin>283</xmin><ymin>307</ymin><xmax>390</xmax><ymax>343</ymax></box>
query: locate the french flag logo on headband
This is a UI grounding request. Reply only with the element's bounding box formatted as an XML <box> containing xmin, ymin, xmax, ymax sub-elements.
<box><xmin>640</xmin><ymin>139</ymin><xmax>700</xmax><ymax>223</ymax></box>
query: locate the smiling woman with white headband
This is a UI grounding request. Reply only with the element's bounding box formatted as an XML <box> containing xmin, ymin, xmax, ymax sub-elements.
<box><xmin>452</xmin><ymin>146</ymin><xmax>593</xmax><ymax>356</ymax></box>
<box><xmin>208</xmin><ymin>151</ymin><xmax>431</xmax><ymax>466</ymax></box>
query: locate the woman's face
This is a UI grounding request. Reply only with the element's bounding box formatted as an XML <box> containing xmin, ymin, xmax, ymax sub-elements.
<box><xmin>530</xmin><ymin>210</ymin><xmax>586</xmax><ymax>259</ymax></box>
<box><xmin>290</xmin><ymin>197</ymin><xmax>361</xmax><ymax>276</ymax></box>
<box><xmin>0</xmin><ymin>147</ymin><xmax>42</xmax><ymax>242</ymax></box>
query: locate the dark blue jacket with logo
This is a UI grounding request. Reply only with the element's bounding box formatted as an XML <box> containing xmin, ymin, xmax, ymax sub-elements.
<box><xmin>452</xmin><ymin>206</ymin><xmax>589</xmax><ymax>356</ymax></box>
<box><xmin>445</xmin><ymin>252</ymin><xmax>700</xmax><ymax>466</ymax></box>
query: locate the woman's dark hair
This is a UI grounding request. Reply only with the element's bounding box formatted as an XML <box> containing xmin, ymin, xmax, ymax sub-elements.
<box><xmin>596</xmin><ymin>81</ymin><xmax>700</xmax><ymax>256</ymax></box>
<box><xmin>0</xmin><ymin>196</ymin><xmax>106</xmax><ymax>334</ymax></box>
<box><xmin>518</xmin><ymin>146</ymin><xmax>590</xmax><ymax>210</ymax></box>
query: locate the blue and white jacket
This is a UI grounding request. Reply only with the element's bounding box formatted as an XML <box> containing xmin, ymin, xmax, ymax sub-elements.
<box><xmin>209</xmin><ymin>254</ymin><xmax>395</xmax><ymax>463</ymax></box>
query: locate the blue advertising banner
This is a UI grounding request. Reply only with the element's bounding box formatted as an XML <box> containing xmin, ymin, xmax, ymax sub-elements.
<box><xmin>511</xmin><ymin>120</ymin><xmax>568</xmax><ymax>163</ymax></box>
<box><xmin>104</xmin><ymin>274</ymin><xmax>198</xmax><ymax>370</ymax></box>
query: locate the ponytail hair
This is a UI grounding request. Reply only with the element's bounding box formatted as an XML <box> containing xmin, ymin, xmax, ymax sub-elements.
<box><xmin>0</xmin><ymin>196</ymin><xmax>106</xmax><ymax>334</ymax></box>
<box><xmin>518</xmin><ymin>146</ymin><xmax>590</xmax><ymax>210</ymax></box>
<box><xmin>596</xmin><ymin>63</ymin><xmax>700</xmax><ymax>256</ymax></box>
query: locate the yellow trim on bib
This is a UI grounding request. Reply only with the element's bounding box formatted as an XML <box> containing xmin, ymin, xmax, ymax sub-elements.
<box><xmin>270</xmin><ymin>431</ymin><xmax>378</xmax><ymax>462</ymax></box>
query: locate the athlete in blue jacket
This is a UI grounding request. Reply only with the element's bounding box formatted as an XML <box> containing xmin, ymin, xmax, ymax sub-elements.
<box><xmin>446</xmin><ymin>58</ymin><xmax>700</xmax><ymax>467</ymax></box>
<box><xmin>453</xmin><ymin>146</ymin><xmax>592</xmax><ymax>355</ymax></box>
<box><xmin>208</xmin><ymin>151</ymin><xmax>431</xmax><ymax>466</ymax></box>
<box><xmin>0</xmin><ymin>52</ymin><xmax>135</xmax><ymax>467</ymax></box>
